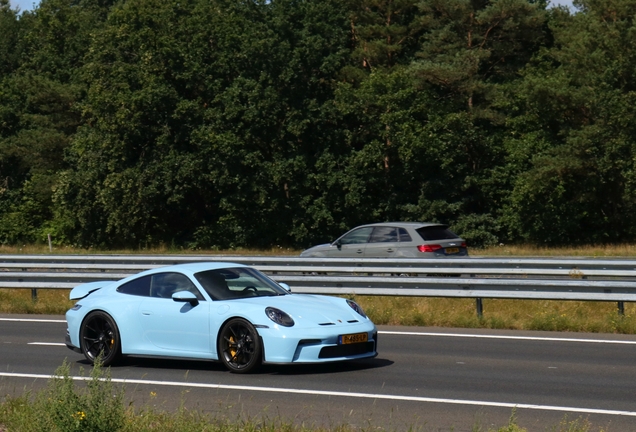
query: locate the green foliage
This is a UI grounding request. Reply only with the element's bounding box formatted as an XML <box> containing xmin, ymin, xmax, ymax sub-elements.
<box><xmin>346</xmin><ymin>0</ymin><xmax>422</xmax><ymax>70</ymax></box>
<box><xmin>53</xmin><ymin>0</ymin><xmax>355</xmax><ymax>248</ymax></box>
<box><xmin>502</xmin><ymin>0</ymin><xmax>636</xmax><ymax>244</ymax></box>
<box><xmin>0</xmin><ymin>360</ymin><xmax>125</xmax><ymax>432</ymax></box>
<box><xmin>0</xmin><ymin>0</ymin><xmax>21</xmax><ymax>76</ymax></box>
<box><xmin>453</xmin><ymin>213</ymin><xmax>500</xmax><ymax>249</ymax></box>
<box><xmin>2</xmin><ymin>0</ymin><xmax>636</xmax><ymax>249</ymax></box>
<box><xmin>0</xmin><ymin>0</ymin><xmax>111</xmax><ymax>245</ymax></box>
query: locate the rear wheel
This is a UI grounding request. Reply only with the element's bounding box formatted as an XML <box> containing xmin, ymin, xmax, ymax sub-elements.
<box><xmin>80</xmin><ymin>311</ymin><xmax>121</xmax><ymax>366</ymax></box>
<box><xmin>218</xmin><ymin>318</ymin><xmax>262</xmax><ymax>373</ymax></box>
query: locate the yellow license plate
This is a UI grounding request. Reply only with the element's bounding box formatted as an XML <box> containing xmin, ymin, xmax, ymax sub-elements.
<box><xmin>339</xmin><ymin>332</ymin><xmax>368</xmax><ymax>345</ymax></box>
<box><xmin>445</xmin><ymin>247</ymin><xmax>459</xmax><ymax>254</ymax></box>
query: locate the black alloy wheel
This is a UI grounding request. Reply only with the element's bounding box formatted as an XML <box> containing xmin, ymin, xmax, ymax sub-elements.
<box><xmin>218</xmin><ymin>318</ymin><xmax>262</xmax><ymax>373</ymax></box>
<box><xmin>80</xmin><ymin>311</ymin><xmax>121</xmax><ymax>366</ymax></box>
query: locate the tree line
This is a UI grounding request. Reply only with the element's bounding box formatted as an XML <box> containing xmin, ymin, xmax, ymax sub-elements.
<box><xmin>1</xmin><ymin>0</ymin><xmax>635</xmax><ymax>250</ymax></box>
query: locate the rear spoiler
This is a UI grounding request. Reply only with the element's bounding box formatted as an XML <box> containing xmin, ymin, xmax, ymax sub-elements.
<box><xmin>69</xmin><ymin>281</ymin><xmax>113</xmax><ymax>300</ymax></box>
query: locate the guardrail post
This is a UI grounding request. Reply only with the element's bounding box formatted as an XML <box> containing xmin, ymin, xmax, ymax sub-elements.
<box><xmin>31</xmin><ymin>288</ymin><xmax>37</xmax><ymax>302</ymax></box>
<box><xmin>618</xmin><ymin>301</ymin><xmax>625</xmax><ymax>316</ymax></box>
<box><xmin>476</xmin><ymin>298</ymin><xmax>483</xmax><ymax>318</ymax></box>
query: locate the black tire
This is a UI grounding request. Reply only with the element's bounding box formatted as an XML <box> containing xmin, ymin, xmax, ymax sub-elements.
<box><xmin>218</xmin><ymin>318</ymin><xmax>262</xmax><ymax>373</ymax></box>
<box><xmin>80</xmin><ymin>311</ymin><xmax>121</xmax><ymax>366</ymax></box>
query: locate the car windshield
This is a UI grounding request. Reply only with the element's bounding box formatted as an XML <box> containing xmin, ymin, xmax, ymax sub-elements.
<box><xmin>338</xmin><ymin>227</ymin><xmax>373</xmax><ymax>245</ymax></box>
<box><xmin>194</xmin><ymin>267</ymin><xmax>288</xmax><ymax>300</ymax></box>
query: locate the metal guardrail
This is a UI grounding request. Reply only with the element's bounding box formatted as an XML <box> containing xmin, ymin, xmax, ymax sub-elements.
<box><xmin>1</xmin><ymin>254</ymin><xmax>636</xmax><ymax>317</ymax></box>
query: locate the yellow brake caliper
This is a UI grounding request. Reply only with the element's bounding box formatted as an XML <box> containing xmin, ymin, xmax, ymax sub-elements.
<box><xmin>229</xmin><ymin>336</ymin><xmax>237</xmax><ymax>358</ymax></box>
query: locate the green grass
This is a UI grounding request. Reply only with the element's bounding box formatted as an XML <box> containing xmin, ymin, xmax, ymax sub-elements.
<box><xmin>355</xmin><ymin>296</ymin><xmax>636</xmax><ymax>334</ymax></box>
<box><xmin>0</xmin><ymin>289</ymin><xmax>74</xmax><ymax>314</ymax></box>
<box><xmin>0</xmin><ymin>244</ymin><xmax>301</xmax><ymax>256</ymax></box>
<box><xmin>4</xmin><ymin>242</ymin><xmax>636</xmax><ymax>257</ymax></box>
<box><xmin>477</xmin><ymin>243</ymin><xmax>636</xmax><ymax>257</ymax></box>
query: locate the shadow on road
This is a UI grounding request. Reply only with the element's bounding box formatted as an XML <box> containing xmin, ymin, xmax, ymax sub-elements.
<box><xmin>73</xmin><ymin>356</ymin><xmax>393</xmax><ymax>375</ymax></box>
<box><xmin>264</xmin><ymin>357</ymin><xmax>393</xmax><ymax>375</ymax></box>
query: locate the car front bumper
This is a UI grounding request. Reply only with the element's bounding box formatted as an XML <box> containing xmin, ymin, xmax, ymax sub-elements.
<box><xmin>258</xmin><ymin>322</ymin><xmax>378</xmax><ymax>364</ymax></box>
<box><xmin>65</xmin><ymin>329</ymin><xmax>82</xmax><ymax>353</ymax></box>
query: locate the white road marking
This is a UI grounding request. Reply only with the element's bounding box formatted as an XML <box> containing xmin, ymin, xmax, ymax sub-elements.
<box><xmin>0</xmin><ymin>371</ymin><xmax>634</xmax><ymax>417</ymax></box>
<box><xmin>28</xmin><ymin>342</ymin><xmax>65</xmax><ymax>346</ymax></box>
<box><xmin>0</xmin><ymin>318</ymin><xmax>65</xmax><ymax>323</ymax></box>
<box><xmin>379</xmin><ymin>331</ymin><xmax>636</xmax><ymax>345</ymax></box>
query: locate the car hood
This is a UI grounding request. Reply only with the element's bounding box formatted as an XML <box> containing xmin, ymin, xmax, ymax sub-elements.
<box><xmin>224</xmin><ymin>293</ymin><xmax>366</xmax><ymax>326</ymax></box>
<box><xmin>299</xmin><ymin>243</ymin><xmax>332</xmax><ymax>256</ymax></box>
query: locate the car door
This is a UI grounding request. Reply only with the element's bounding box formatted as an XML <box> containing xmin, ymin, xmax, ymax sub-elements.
<box><xmin>138</xmin><ymin>272</ymin><xmax>211</xmax><ymax>354</ymax></box>
<box><xmin>326</xmin><ymin>226</ymin><xmax>373</xmax><ymax>257</ymax></box>
<box><xmin>394</xmin><ymin>227</ymin><xmax>415</xmax><ymax>257</ymax></box>
<box><xmin>364</xmin><ymin>226</ymin><xmax>399</xmax><ymax>257</ymax></box>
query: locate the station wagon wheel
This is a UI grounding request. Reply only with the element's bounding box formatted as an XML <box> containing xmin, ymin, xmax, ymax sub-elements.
<box><xmin>80</xmin><ymin>311</ymin><xmax>121</xmax><ymax>366</ymax></box>
<box><xmin>218</xmin><ymin>318</ymin><xmax>262</xmax><ymax>373</ymax></box>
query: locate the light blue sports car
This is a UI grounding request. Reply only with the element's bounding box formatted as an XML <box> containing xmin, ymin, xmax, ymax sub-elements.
<box><xmin>65</xmin><ymin>262</ymin><xmax>377</xmax><ymax>373</ymax></box>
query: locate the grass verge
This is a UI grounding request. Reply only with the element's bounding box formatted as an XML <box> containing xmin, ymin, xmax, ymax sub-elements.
<box><xmin>357</xmin><ymin>296</ymin><xmax>636</xmax><ymax>334</ymax></box>
<box><xmin>4</xmin><ymin>242</ymin><xmax>636</xmax><ymax>257</ymax></box>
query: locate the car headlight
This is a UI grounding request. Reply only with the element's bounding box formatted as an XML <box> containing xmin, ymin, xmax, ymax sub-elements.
<box><xmin>265</xmin><ymin>307</ymin><xmax>295</xmax><ymax>327</ymax></box>
<box><xmin>70</xmin><ymin>304</ymin><xmax>82</xmax><ymax>311</ymax></box>
<box><xmin>346</xmin><ymin>300</ymin><xmax>367</xmax><ymax>318</ymax></box>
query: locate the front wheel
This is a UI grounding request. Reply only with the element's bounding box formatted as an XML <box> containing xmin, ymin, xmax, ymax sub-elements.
<box><xmin>218</xmin><ymin>318</ymin><xmax>262</xmax><ymax>373</ymax></box>
<box><xmin>80</xmin><ymin>311</ymin><xmax>121</xmax><ymax>366</ymax></box>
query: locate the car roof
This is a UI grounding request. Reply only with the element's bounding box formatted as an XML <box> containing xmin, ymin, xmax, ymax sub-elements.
<box><xmin>137</xmin><ymin>262</ymin><xmax>248</xmax><ymax>276</ymax></box>
<box><xmin>357</xmin><ymin>222</ymin><xmax>446</xmax><ymax>229</ymax></box>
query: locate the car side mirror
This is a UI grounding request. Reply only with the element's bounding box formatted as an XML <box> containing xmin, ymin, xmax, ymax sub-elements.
<box><xmin>172</xmin><ymin>290</ymin><xmax>199</xmax><ymax>306</ymax></box>
<box><xmin>334</xmin><ymin>240</ymin><xmax>342</xmax><ymax>250</ymax></box>
<box><xmin>278</xmin><ymin>282</ymin><xmax>291</xmax><ymax>292</ymax></box>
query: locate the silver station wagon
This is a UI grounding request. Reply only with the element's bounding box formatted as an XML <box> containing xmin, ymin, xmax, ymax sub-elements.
<box><xmin>300</xmin><ymin>222</ymin><xmax>468</xmax><ymax>258</ymax></box>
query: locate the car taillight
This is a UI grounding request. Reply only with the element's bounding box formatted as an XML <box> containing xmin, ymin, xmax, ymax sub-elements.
<box><xmin>418</xmin><ymin>244</ymin><xmax>443</xmax><ymax>253</ymax></box>
<box><xmin>461</xmin><ymin>242</ymin><xmax>467</xmax><ymax>248</ymax></box>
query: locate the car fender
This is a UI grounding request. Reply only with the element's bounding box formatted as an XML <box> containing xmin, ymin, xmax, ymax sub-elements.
<box><xmin>70</xmin><ymin>285</ymin><xmax>145</xmax><ymax>355</ymax></box>
<box><xmin>69</xmin><ymin>281</ymin><xmax>114</xmax><ymax>300</ymax></box>
<box><xmin>213</xmin><ymin>303</ymin><xmax>293</xmax><ymax>362</ymax></box>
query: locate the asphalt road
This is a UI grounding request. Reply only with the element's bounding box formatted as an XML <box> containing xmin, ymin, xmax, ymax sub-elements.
<box><xmin>1</xmin><ymin>314</ymin><xmax>636</xmax><ymax>431</ymax></box>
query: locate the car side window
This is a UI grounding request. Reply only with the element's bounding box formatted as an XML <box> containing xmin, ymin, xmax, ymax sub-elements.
<box><xmin>369</xmin><ymin>227</ymin><xmax>398</xmax><ymax>243</ymax></box>
<box><xmin>398</xmin><ymin>228</ymin><xmax>412</xmax><ymax>242</ymax></box>
<box><xmin>149</xmin><ymin>272</ymin><xmax>205</xmax><ymax>300</ymax></box>
<box><xmin>117</xmin><ymin>275</ymin><xmax>151</xmax><ymax>296</ymax></box>
<box><xmin>339</xmin><ymin>227</ymin><xmax>373</xmax><ymax>245</ymax></box>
